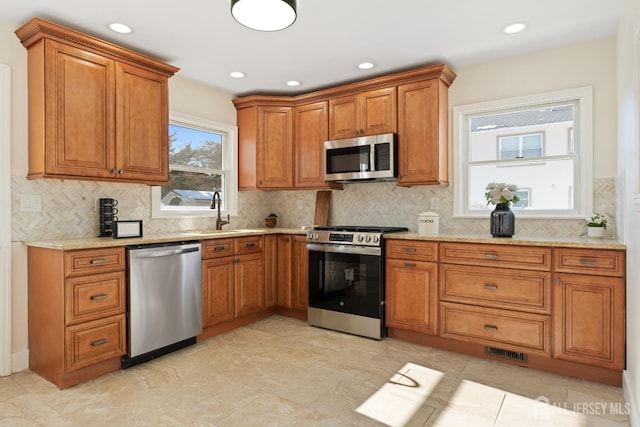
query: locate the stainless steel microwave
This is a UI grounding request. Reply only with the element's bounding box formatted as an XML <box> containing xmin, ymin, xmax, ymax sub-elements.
<box><xmin>324</xmin><ymin>133</ymin><xmax>397</xmax><ymax>182</ymax></box>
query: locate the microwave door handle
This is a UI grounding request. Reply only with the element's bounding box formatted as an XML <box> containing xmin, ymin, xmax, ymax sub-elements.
<box><xmin>319</xmin><ymin>258</ymin><xmax>323</xmax><ymax>291</ymax></box>
<box><xmin>370</xmin><ymin>145</ymin><xmax>375</xmax><ymax>171</ymax></box>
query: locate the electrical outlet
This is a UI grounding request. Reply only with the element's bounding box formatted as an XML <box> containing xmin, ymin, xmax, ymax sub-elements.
<box><xmin>430</xmin><ymin>197</ymin><xmax>440</xmax><ymax>210</ymax></box>
<box><xmin>20</xmin><ymin>195</ymin><xmax>42</xmax><ymax>212</ymax></box>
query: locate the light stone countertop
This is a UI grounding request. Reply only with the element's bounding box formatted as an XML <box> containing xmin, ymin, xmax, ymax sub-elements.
<box><xmin>24</xmin><ymin>228</ymin><xmax>625</xmax><ymax>251</ymax></box>
<box><xmin>385</xmin><ymin>231</ymin><xmax>626</xmax><ymax>250</ymax></box>
<box><xmin>24</xmin><ymin>228</ymin><xmax>307</xmax><ymax>250</ymax></box>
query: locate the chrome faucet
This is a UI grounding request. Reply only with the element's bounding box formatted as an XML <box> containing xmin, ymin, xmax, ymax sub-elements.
<box><xmin>210</xmin><ymin>191</ymin><xmax>230</xmax><ymax>230</ymax></box>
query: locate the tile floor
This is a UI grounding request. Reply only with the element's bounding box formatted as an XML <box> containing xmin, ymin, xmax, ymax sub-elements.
<box><xmin>0</xmin><ymin>315</ymin><xmax>631</xmax><ymax>426</ymax></box>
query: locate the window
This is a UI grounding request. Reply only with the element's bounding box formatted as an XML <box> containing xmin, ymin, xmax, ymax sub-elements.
<box><xmin>151</xmin><ymin>112</ymin><xmax>238</xmax><ymax>218</ymax></box>
<box><xmin>453</xmin><ymin>87</ymin><xmax>593</xmax><ymax>218</ymax></box>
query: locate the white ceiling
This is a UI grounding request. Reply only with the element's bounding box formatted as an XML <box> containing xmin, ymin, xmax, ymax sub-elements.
<box><xmin>0</xmin><ymin>0</ymin><xmax>621</xmax><ymax>97</ymax></box>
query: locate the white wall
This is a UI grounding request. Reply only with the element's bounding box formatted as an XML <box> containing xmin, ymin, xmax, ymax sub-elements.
<box><xmin>617</xmin><ymin>0</ymin><xmax>640</xmax><ymax>424</ymax></box>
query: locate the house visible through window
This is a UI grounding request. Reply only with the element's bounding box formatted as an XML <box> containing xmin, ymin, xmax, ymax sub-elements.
<box><xmin>151</xmin><ymin>113</ymin><xmax>237</xmax><ymax>218</ymax></box>
<box><xmin>453</xmin><ymin>86</ymin><xmax>593</xmax><ymax>218</ymax></box>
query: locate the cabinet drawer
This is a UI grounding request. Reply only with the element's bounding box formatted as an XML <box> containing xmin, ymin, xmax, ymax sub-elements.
<box><xmin>439</xmin><ymin>243</ymin><xmax>551</xmax><ymax>271</ymax></box>
<box><xmin>439</xmin><ymin>264</ymin><xmax>551</xmax><ymax>314</ymax></box>
<box><xmin>64</xmin><ymin>247</ymin><xmax>125</xmax><ymax>277</ymax></box>
<box><xmin>202</xmin><ymin>239</ymin><xmax>234</xmax><ymax>259</ymax></box>
<box><xmin>386</xmin><ymin>239</ymin><xmax>438</xmax><ymax>262</ymax></box>
<box><xmin>235</xmin><ymin>236</ymin><xmax>263</xmax><ymax>255</ymax></box>
<box><xmin>440</xmin><ymin>302</ymin><xmax>550</xmax><ymax>355</ymax></box>
<box><xmin>65</xmin><ymin>272</ymin><xmax>126</xmax><ymax>325</ymax></box>
<box><xmin>554</xmin><ymin>248</ymin><xmax>625</xmax><ymax>277</ymax></box>
<box><xmin>65</xmin><ymin>314</ymin><xmax>126</xmax><ymax>372</ymax></box>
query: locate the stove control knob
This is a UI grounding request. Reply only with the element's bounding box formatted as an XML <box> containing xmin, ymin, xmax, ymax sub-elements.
<box><xmin>313</xmin><ymin>233</ymin><xmax>319</xmax><ymax>240</ymax></box>
<box><xmin>356</xmin><ymin>234</ymin><xmax>364</xmax><ymax>243</ymax></box>
<box><xmin>365</xmin><ymin>235</ymin><xmax>372</xmax><ymax>242</ymax></box>
<box><xmin>373</xmin><ymin>236</ymin><xmax>380</xmax><ymax>243</ymax></box>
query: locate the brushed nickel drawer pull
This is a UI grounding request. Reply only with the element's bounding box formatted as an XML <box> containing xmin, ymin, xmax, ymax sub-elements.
<box><xmin>91</xmin><ymin>338</ymin><xmax>108</xmax><ymax>347</ymax></box>
<box><xmin>404</xmin><ymin>247</ymin><xmax>417</xmax><ymax>253</ymax></box>
<box><xmin>484</xmin><ymin>253</ymin><xmax>498</xmax><ymax>259</ymax></box>
<box><xmin>404</xmin><ymin>262</ymin><xmax>416</xmax><ymax>268</ymax></box>
<box><xmin>483</xmin><ymin>325</ymin><xmax>498</xmax><ymax>331</ymax></box>
<box><xmin>214</xmin><ymin>246</ymin><xmax>227</xmax><ymax>252</ymax></box>
<box><xmin>579</xmin><ymin>259</ymin><xmax>597</xmax><ymax>265</ymax></box>
<box><xmin>483</xmin><ymin>284</ymin><xmax>498</xmax><ymax>290</ymax></box>
<box><xmin>90</xmin><ymin>258</ymin><xmax>107</xmax><ymax>265</ymax></box>
<box><xmin>90</xmin><ymin>294</ymin><xmax>108</xmax><ymax>301</ymax></box>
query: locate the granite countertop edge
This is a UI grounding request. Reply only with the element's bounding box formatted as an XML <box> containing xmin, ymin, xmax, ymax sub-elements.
<box><xmin>24</xmin><ymin>229</ymin><xmax>626</xmax><ymax>251</ymax></box>
<box><xmin>23</xmin><ymin>228</ymin><xmax>307</xmax><ymax>250</ymax></box>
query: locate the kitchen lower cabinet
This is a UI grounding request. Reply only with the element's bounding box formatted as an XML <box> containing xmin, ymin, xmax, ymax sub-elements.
<box><xmin>385</xmin><ymin>240</ymin><xmax>438</xmax><ymax>335</ymax></box>
<box><xmin>553</xmin><ymin>248</ymin><xmax>626</xmax><ymax>370</ymax></box>
<box><xmin>385</xmin><ymin>239</ymin><xmax>626</xmax><ymax>386</ymax></box>
<box><xmin>275</xmin><ymin>235</ymin><xmax>308</xmax><ymax>319</ymax></box>
<box><xmin>201</xmin><ymin>236</ymin><xmax>265</xmax><ymax>329</ymax></box>
<box><xmin>27</xmin><ymin>246</ymin><xmax>126</xmax><ymax>389</ymax></box>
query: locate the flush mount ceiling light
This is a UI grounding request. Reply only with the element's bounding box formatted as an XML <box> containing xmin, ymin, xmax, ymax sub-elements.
<box><xmin>108</xmin><ymin>22</ymin><xmax>132</xmax><ymax>34</ymax></box>
<box><xmin>231</xmin><ymin>0</ymin><xmax>297</xmax><ymax>32</ymax></box>
<box><xmin>503</xmin><ymin>22</ymin><xmax>527</xmax><ymax>34</ymax></box>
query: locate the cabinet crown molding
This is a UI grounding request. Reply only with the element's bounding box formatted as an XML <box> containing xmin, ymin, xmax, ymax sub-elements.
<box><xmin>15</xmin><ymin>17</ymin><xmax>180</xmax><ymax>77</ymax></box>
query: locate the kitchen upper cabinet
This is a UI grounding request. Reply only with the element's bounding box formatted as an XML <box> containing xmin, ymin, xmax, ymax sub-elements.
<box><xmin>294</xmin><ymin>101</ymin><xmax>342</xmax><ymax>189</ymax></box>
<box><xmin>328</xmin><ymin>87</ymin><xmax>397</xmax><ymax>140</ymax></box>
<box><xmin>397</xmin><ymin>78</ymin><xmax>449</xmax><ymax>186</ymax></box>
<box><xmin>237</xmin><ymin>105</ymin><xmax>294</xmax><ymax>189</ymax></box>
<box><xmin>16</xmin><ymin>17</ymin><xmax>178</xmax><ymax>185</ymax></box>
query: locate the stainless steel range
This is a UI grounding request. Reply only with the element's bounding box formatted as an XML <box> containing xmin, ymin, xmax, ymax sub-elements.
<box><xmin>306</xmin><ymin>225</ymin><xmax>408</xmax><ymax>339</ymax></box>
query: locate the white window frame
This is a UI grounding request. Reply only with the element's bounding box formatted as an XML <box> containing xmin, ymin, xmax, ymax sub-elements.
<box><xmin>453</xmin><ymin>86</ymin><xmax>593</xmax><ymax>219</ymax></box>
<box><xmin>151</xmin><ymin>111</ymin><xmax>238</xmax><ymax>218</ymax></box>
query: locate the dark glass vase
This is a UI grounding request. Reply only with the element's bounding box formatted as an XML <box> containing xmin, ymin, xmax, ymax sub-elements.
<box><xmin>490</xmin><ymin>203</ymin><xmax>515</xmax><ymax>237</ymax></box>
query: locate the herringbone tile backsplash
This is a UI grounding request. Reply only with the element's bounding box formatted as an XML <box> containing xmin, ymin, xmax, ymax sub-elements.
<box><xmin>11</xmin><ymin>177</ymin><xmax>617</xmax><ymax>242</ymax></box>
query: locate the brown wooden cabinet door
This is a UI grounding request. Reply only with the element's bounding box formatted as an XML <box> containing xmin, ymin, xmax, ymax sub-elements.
<box><xmin>277</xmin><ymin>235</ymin><xmax>293</xmax><ymax>308</ymax></box>
<box><xmin>235</xmin><ymin>252</ymin><xmax>265</xmax><ymax>317</ymax></box>
<box><xmin>359</xmin><ymin>87</ymin><xmax>397</xmax><ymax>136</ymax></box>
<box><xmin>115</xmin><ymin>62</ymin><xmax>169</xmax><ymax>184</ymax></box>
<box><xmin>553</xmin><ymin>273</ymin><xmax>625</xmax><ymax>369</ymax></box>
<box><xmin>292</xmin><ymin>236</ymin><xmax>309</xmax><ymax>311</ymax></box>
<box><xmin>264</xmin><ymin>235</ymin><xmax>278</xmax><ymax>308</ymax></box>
<box><xmin>202</xmin><ymin>257</ymin><xmax>235</xmax><ymax>327</ymax></box>
<box><xmin>397</xmin><ymin>79</ymin><xmax>447</xmax><ymax>186</ymax></box>
<box><xmin>44</xmin><ymin>40</ymin><xmax>116</xmax><ymax>179</ymax></box>
<box><xmin>328</xmin><ymin>88</ymin><xmax>397</xmax><ymax>140</ymax></box>
<box><xmin>386</xmin><ymin>258</ymin><xmax>438</xmax><ymax>335</ymax></box>
<box><xmin>294</xmin><ymin>101</ymin><xmax>330</xmax><ymax>188</ymax></box>
<box><xmin>257</xmin><ymin>106</ymin><xmax>293</xmax><ymax>188</ymax></box>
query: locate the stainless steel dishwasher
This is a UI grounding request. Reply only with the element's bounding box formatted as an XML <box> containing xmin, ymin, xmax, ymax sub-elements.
<box><xmin>122</xmin><ymin>241</ymin><xmax>202</xmax><ymax>368</ymax></box>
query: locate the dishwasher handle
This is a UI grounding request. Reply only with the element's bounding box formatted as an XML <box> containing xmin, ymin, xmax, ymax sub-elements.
<box><xmin>134</xmin><ymin>246</ymin><xmax>200</xmax><ymax>259</ymax></box>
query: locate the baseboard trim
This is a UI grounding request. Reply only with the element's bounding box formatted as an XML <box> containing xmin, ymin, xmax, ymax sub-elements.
<box><xmin>11</xmin><ymin>348</ymin><xmax>28</xmax><ymax>374</ymax></box>
<box><xmin>623</xmin><ymin>370</ymin><xmax>640</xmax><ymax>427</ymax></box>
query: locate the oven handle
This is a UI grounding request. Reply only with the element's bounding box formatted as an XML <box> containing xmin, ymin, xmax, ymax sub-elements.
<box><xmin>306</xmin><ymin>243</ymin><xmax>381</xmax><ymax>257</ymax></box>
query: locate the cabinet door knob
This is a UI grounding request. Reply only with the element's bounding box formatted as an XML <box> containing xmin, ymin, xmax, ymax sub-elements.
<box><xmin>111</xmin><ymin>168</ymin><xmax>117</xmax><ymax>174</ymax></box>
<box><xmin>118</xmin><ymin>169</ymin><xmax>125</xmax><ymax>175</ymax></box>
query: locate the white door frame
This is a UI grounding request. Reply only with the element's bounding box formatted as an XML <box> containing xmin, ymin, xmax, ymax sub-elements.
<box><xmin>0</xmin><ymin>64</ymin><xmax>12</xmax><ymax>376</ymax></box>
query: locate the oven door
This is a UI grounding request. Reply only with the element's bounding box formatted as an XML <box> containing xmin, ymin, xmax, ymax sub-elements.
<box><xmin>307</xmin><ymin>243</ymin><xmax>383</xmax><ymax>319</ymax></box>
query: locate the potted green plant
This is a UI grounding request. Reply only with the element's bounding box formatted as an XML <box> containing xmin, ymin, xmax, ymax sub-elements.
<box><xmin>585</xmin><ymin>213</ymin><xmax>608</xmax><ymax>238</ymax></box>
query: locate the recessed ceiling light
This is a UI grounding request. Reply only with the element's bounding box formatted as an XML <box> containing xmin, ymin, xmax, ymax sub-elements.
<box><xmin>358</xmin><ymin>62</ymin><xmax>375</xmax><ymax>70</ymax></box>
<box><xmin>285</xmin><ymin>80</ymin><xmax>301</xmax><ymax>87</ymax></box>
<box><xmin>503</xmin><ymin>23</ymin><xmax>526</xmax><ymax>34</ymax></box>
<box><xmin>109</xmin><ymin>22</ymin><xmax>132</xmax><ymax>34</ymax></box>
<box><xmin>229</xmin><ymin>71</ymin><xmax>246</xmax><ymax>78</ymax></box>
